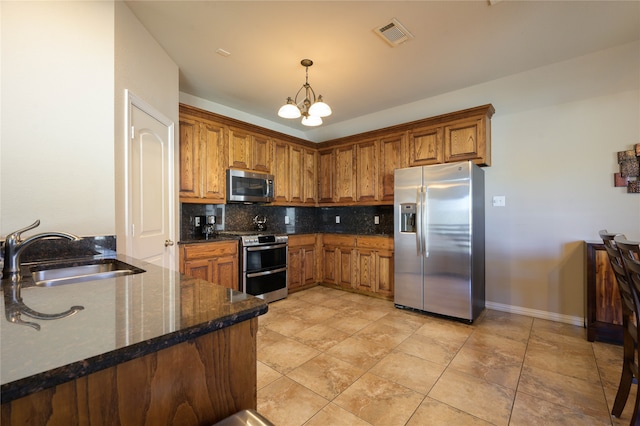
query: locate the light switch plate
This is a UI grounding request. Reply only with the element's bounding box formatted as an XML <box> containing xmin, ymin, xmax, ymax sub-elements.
<box><xmin>336</xmin><ymin>216</ymin><xmax>340</xmax><ymax>224</ymax></box>
<box><xmin>493</xmin><ymin>195</ymin><xmax>506</xmax><ymax>207</ymax></box>
<box><xmin>284</xmin><ymin>216</ymin><xmax>290</xmax><ymax>224</ymax></box>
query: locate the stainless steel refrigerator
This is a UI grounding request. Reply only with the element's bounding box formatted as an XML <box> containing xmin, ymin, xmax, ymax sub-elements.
<box><xmin>394</xmin><ymin>161</ymin><xmax>485</xmax><ymax>323</ymax></box>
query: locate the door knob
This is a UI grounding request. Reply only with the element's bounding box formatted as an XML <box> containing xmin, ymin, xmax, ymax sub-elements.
<box><xmin>164</xmin><ymin>239</ymin><xmax>174</xmax><ymax>247</ymax></box>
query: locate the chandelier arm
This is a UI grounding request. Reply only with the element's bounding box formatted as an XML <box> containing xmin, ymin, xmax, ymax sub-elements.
<box><xmin>293</xmin><ymin>84</ymin><xmax>307</xmax><ymax>107</ymax></box>
<box><xmin>305</xmin><ymin>84</ymin><xmax>317</xmax><ymax>106</ymax></box>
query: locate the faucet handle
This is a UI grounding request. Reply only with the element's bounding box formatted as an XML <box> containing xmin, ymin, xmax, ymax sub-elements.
<box><xmin>8</xmin><ymin>220</ymin><xmax>40</xmax><ymax>241</ymax></box>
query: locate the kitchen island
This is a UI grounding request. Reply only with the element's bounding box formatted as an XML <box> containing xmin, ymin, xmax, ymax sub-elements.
<box><xmin>1</xmin><ymin>254</ymin><xmax>267</xmax><ymax>425</ymax></box>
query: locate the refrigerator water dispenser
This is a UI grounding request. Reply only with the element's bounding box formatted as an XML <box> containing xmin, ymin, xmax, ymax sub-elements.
<box><xmin>400</xmin><ymin>203</ymin><xmax>416</xmax><ymax>233</ymax></box>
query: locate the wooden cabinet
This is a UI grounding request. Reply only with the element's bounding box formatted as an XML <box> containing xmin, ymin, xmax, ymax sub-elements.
<box><xmin>335</xmin><ymin>145</ymin><xmax>357</xmax><ymax>203</ymax></box>
<box><xmin>355</xmin><ymin>236</ymin><xmax>394</xmax><ymax>298</ymax></box>
<box><xmin>178</xmin><ymin>102</ymin><xmax>493</xmax><ymax>207</ymax></box>
<box><xmin>319</xmin><ymin>144</ymin><xmax>361</xmax><ymax>204</ymax></box>
<box><xmin>179</xmin><ymin>240</ymin><xmax>239</xmax><ymax>291</ymax></box>
<box><xmin>318</xmin><ymin>148</ymin><xmax>334</xmax><ymax>203</ymax></box>
<box><xmin>303</xmin><ymin>148</ymin><xmax>318</xmax><ymax>204</ymax></box>
<box><xmin>408</xmin><ymin>124</ymin><xmax>443</xmax><ymax>166</ymax></box>
<box><xmin>322</xmin><ymin>234</ymin><xmax>357</xmax><ymax>288</ymax></box>
<box><xmin>407</xmin><ymin>104</ymin><xmax>493</xmax><ymax>167</ymax></box>
<box><xmin>228</xmin><ymin>127</ymin><xmax>271</xmax><ymax>172</ymax></box>
<box><xmin>356</xmin><ymin>139</ymin><xmax>378</xmax><ymax>203</ymax></box>
<box><xmin>228</xmin><ymin>127</ymin><xmax>251</xmax><ymax>170</ymax></box>
<box><xmin>288</xmin><ymin>234</ymin><xmax>318</xmax><ymax>292</ymax></box>
<box><xmin>318</xmin><ymin>145</ymin><xmax>357</xmax><ymax>204</ymax></box>
<box><xmin>252</xmin><ymin>134</ymin><xmax>271</xmax><ymax>172</ymax></box>
<box><xmin>320</xmin><ymin>133</ymin><xmax>406</xmax><ymax>205</ymax></box>
<box><xmin>444</xmin><ymin>115</ymin><xmax>490</xmax><ymax>165</ymax></box>
<box><xmin>0</xmin><ymin>319</ymin><xmax>259</xmax><ymax>425</ymax></box>
<box><xmin>585</xmin><ymin>241</ymin><xmax>622</xmax><ymax>344</ymax></box>
<box><xmin>179</xmin><ymin>113</ymin><xmax>227</xmax><ymax>203</ymax></box>
<box><xmin>272</xmin><ymin>139</ymin><xmax>290</xmax><ymax>203</ymax></box>
<box><xmin>321</xmin><ymin>234</ymin><xmax>394</xmax><ymax>298</ymax></box>
<box><xmin>273</xmin><ymin>141</ymin><xmax>318</xmax><ymax>205</ymax></box>
<box><xmin>378</xmin><ymin>132</ymin><xmax>406</xmax><ymax>203</ymax></box>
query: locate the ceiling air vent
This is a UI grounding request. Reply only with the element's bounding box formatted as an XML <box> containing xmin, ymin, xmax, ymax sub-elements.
<box><xmin>374</xmin><ymin>18</ymin><xmax>414</xmax><ymax>47</ymax></box>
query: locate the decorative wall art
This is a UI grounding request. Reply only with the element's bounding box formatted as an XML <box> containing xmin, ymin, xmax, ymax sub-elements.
<box><xmin>615</xmin><ymin>144</ymin><xmax>640</xmax><ymax>193</ymax></box>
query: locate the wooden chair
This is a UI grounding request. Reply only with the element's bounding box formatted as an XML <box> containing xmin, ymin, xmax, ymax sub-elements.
<box><xmin>599</xmin><ymin>230</ymin><xmax>640</xmax><ymax>424</ymax></box>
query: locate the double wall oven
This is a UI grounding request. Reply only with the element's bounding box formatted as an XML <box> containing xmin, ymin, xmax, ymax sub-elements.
<box><xmin>240</xmin><ymin>234</ymin><xmax>288</xmax><ymax>303</ymax></box>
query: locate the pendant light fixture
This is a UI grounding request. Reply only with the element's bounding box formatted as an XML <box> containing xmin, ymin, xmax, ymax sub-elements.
<box><xmin>278</xmin><ymin>59</ymin><xmax>331</xmax><ymax>127</ymax></box>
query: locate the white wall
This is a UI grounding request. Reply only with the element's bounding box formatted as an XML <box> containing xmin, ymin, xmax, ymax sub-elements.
<box><xmin>1</xmin><ymin>1</ymin><xmax>115</xmax><ymax>236</ymax></box>
<box><xmin>1</xmin><ymin>1</ymin><xmax>179</xmax><ymax>250</ymax></box>
<box><xmin>114</xmin><ymin>2</ymin><xmax>179</xmax><ymax>258</ymax></box>
<box><xmin>485</xmin><ymin>89</ymin><xmax>639</xmax><ymax>322</ymax></box>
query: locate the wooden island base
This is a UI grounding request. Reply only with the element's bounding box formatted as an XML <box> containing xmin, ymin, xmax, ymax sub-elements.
<box><xmin>1</xmin><ymin>318</ymin><xmax>258</xmax><ymax>426</ymax></box>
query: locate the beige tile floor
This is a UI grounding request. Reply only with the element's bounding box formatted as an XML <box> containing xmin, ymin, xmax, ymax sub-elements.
<box><xmin>256</xmin><ymin>285</ymin><xmax>636</xmax><ymax>426</ymax></box>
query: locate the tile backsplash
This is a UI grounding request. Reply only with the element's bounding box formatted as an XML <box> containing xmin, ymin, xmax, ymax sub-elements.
<box><xmin>180</xmin><ymin>204</ymin><xmax>393</xmax><ymax>241</ymax></box>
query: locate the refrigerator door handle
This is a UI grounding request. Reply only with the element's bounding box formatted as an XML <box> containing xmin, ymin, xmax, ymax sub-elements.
<box><xmin>424</xmin><ymin>186</ymin><xmax>429</xmax><ymax>258</ymax></box>
<box><xmin>415</xmin><ymin>186</ymin><xmax>423</xmax><ymax>256</ymax></box>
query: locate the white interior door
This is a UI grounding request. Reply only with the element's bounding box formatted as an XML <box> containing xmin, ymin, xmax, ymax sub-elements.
<box><xmin>127</xmin><ymin>92</ymin><xmax>175</xmax><ymax>269</ymax></box>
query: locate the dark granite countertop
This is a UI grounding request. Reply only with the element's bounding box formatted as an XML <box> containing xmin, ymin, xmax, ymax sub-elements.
<box><xmin>0</xmin><ymin>254</ymin><xmax>268</xmax><ymax>404</ymax></box>
<box><xmin>178</xmin><ymin>234</ymin><xmax>241</xmax><ymax>244</ymax></box>
<box><xmin>178</xmin><ymin>231</ymin><xmax>393</xmax><ymax>245</ymax></box>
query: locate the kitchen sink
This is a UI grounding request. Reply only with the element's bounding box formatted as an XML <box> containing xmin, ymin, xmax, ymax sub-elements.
<box><xmin>30</xmin><ymin>259</ymin><xmax>146</xmax><ymax>287</ymax></box>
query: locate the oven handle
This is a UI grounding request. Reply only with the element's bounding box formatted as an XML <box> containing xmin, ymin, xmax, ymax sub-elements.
<box><xmin>246</xmin><ymin>266</ymin><xmax>287</xmax><ymax>278</ymax></box>
<box><xmin>245</xmin><ymin>244</ymin><xmax>288</xmax><ymax>252</ymax></box>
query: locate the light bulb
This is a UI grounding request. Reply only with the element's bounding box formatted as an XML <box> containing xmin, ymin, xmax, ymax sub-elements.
<box><xmin>301</xmin><ymin>115</ymin><xmax>322</xmax><ymax>126</ymax></box>
<box><xmin>308</xmin><ymin>96</ymin><xmax>332</xmax><ymax>118</ymax></box>
<box><xmin>278</xmin><ymin>98</ymin><xmax>301</xmax><ymax>119</ymax></box>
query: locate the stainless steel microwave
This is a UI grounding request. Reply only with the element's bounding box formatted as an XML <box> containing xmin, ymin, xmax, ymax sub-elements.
<box><xmin>226</xmin><ymin>169</ymin><xmax>274</xmax><ymax>203</ymax></box>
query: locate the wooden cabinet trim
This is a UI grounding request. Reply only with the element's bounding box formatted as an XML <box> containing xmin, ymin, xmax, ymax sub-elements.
<box><xmin>181</xmin><ymin>241</ymin><xmax>239</xmax><ymax>261</ymax></box>
<box><xmin>322</xmin><ymin>234</ymin><xmax>357</xmax><ymax>247</ymax></box>
<box><xmin>289</xmin><ymin>234</ymin><xmax>317</xmax><ymax>246</ymax></box>
<box><xmin>180</xmin><ymin>103</ymin><xmax>314</xmax><ymax>148</ymax></box>
<box><xmin>356</xmin><ymin>235</ymin><xmax>393</xmax><ymax>250</ymax></box>
<box><xmin>320</xmin><ymin>104</ymin><xmax>495</xmax><ymax>149</ymax></box>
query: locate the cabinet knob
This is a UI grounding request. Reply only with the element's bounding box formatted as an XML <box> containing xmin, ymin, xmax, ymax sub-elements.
<box><xmin>165</xmin><ymin>239</ymin><xmax>174</xmax><ymax>247</ymax></box>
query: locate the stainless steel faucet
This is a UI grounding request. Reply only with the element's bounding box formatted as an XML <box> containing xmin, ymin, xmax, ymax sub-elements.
<box><xmin>2</xmin><ymin>220</ymin><xmax>82</xmax><ymax>281</ymax></box>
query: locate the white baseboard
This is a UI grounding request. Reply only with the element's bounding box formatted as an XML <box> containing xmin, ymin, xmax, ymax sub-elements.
<box><xmin>485</xmin><ymin>301</ymin><xmax>583</xmax><ymax>327</ymax></box>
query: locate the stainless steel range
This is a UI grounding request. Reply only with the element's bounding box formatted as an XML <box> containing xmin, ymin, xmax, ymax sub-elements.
<box><xmin>240</xmin><ymin>234</ymin><xmax>288</xmax><ymax>303</ymax></box>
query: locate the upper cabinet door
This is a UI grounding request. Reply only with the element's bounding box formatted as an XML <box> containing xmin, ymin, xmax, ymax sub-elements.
<box><xmin>408</xmin><ymin>124</ymin><xmax>443</xmax><ymax>166</ymax></box>
<box><xmin>335</xmin><ymin>145</ymin><xmax>356</xmax><ymax>203</ymax></box>
<box><xmin>318</xmin><ymin>148</ymin><xmax>334</xmax><ymax>203</ymax></box>
<box><xmin>179</xmin><ymin>117</ymin><xmax>201</xmax><ymax>200</ymax></box>
<box><xmin>272</xmin><ymin>139</ymin><xmax>290</xmax><ymax>203</ymax></box>
<box><xmin>378</xmin><ymin>132</ymin><xmax>407</xmax><ymax>203</ymax></box>
<box><xmin>302</xmin><ymin>148</ymin><xmax>317</xmax><ymax>205</ymax></box>
<box><xmin>289</xmin><ymin>144</ymin><xmax>303</xmax><ymax>204</ymax></box>
<box><xmin>444</xmin><ymin>116</ymin><xmax>490</xmax><ymax>166</ymax></box>
<box><xmin>252</xmin><ymin>133</ymin><xmax>271</xmax><ymax>173</ymax></box>
<box><xmin>179</xmin><ymin>113</ymin><xmax>227</xmax><ymax>204</ymax></box>
<box><xmin>201</xmin><ymin>121</ymin><xmax>226</xmax><ymax>201</ymax></box>
<box><xmin>355</xmin><ymin>139</ymin><xmax>378</xmax><ymax>203</ymax></box>
<box><xmin>228</xmin><ymin>128</ymin><xmax>271</xmax><ymax>172</ymax></box>
<box><xmin>228</xmin><ymin>127</ymin><xmax>252</xmax><ymax>170</ymax></box>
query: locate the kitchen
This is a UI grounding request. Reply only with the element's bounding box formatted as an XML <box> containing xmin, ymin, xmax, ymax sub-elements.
<box><xmin>2</xmin><ymin>1</ymin><xmax>640</xmax><ymax>425</ymax></box>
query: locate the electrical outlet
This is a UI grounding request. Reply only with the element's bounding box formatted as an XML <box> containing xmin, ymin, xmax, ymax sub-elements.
<box><xmin>335</xmin><ymin>215</ymin><xmax>340</xmax><ymax>224</ymax></box>
<box><xmin>492</xmin><ymin>196</ymin><xmax>506</xmax><ymax>207</ymax></box>
<box><xmin>284</xmin><ymin>216</ymin><xmax>290</xmax><ymax>225</ymax></box>
<box><xmin>374</xmin><ymin>215</ymin><xmax>380</xmax><ymax>225</ymax></box>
